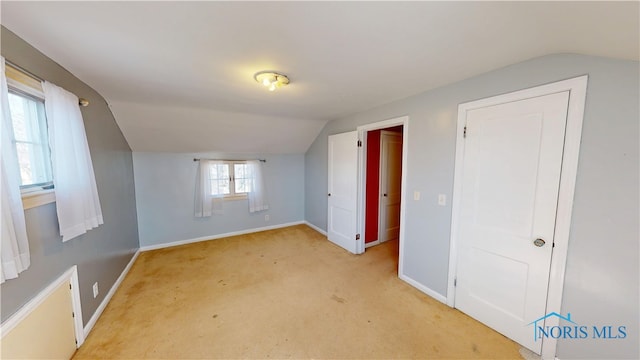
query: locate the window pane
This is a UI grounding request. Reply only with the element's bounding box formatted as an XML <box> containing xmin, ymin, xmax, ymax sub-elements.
<box><xmin>15</xmin><ymin>142</ymin><xmax>51</xmax><ymax>186</ymax></box>
<box><xmin>235</xmin><ymin>163</ymin><xmax>245</xmax><ymax>178</ymax></box>
<box><xmin>7</xmin><ymin>92</ymin><xmax>52</xmax><ymax>187</ymax></box>
<box><xmin>211</xmin><ymin>179</ymin><xmax>230</xmax><ymax>195</ymax></box>
<box><xmin>209</xmin><ymin>164</ymin><xmax>230</xmax><ymax>195</ymax></box>
<box><xmin>234</xmin><ymin>163</ymin><xmax>252</xmax><ymax>194</ymax></box>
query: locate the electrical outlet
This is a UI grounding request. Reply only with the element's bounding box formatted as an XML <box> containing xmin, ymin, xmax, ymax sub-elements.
<box><xmin>92</xmin><ymin>282</ymin><xmax>99</xmax><ymax>298</ymax></box>
<box><xmin>438</xmin><ymin>194</ymin><xmax>447</xmax><ymax>206</ymax></box>
<box><xmin>265</xmin><ymin>214</ymin><xmax>270</xmax><ymax>222</ymax></box>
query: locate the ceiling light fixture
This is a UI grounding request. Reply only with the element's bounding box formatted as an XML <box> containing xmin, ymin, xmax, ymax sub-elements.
<box><xmin>254</xmin><ymin>71</ymin><xmax>290</xmax><ymax>91</ymax></box>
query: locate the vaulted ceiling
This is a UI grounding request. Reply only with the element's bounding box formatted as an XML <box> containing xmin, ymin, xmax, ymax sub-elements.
<box><xmin>2</xmin><ymin>2</ymin><xmax>638</xmax><ymax>153</ymax></box>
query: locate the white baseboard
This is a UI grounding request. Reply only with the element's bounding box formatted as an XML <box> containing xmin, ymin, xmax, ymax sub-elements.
<box><xmin>83</xmin><ymin>250</ymin><xmax>139</xmax><ymax>339</ymax></box>
<box><xmin>139</xmin><ymin>221</ymin><xmax>306</xmax><ymax>251</ymax></box>
<box><xmin>304</xmin><ymin>221</ymin><xmax>327</xmax><ymax>236</ymax></box>
<box><xmin>1</xmin><ymin>266</ymin><xmax>83</xmax><ymax>347</ymax></box>
<box><xmin>399</xmin><ymin>273</ymin><xmax>447</xmax><ymax>304</ymax></box>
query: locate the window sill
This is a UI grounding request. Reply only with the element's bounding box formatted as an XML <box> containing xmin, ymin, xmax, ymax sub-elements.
<box><xmin>22</xmin><ymin>189</ymin><xmax>56</xmax><ymax>210</ymax></box>
<box><xmin>224</xmin><ymin>195</ymin><xmax>248</xmax><ymax>201</ymax></box>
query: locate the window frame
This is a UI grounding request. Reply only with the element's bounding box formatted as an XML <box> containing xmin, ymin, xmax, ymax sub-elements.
<box><xmin>5</xmin><ymin>63</ymin><xmax>56</xmax><ymax>208</ymax></box>
<box><xmin>7</xmin><ymin>88</ymin><xmax>54</xmax><ymax>192</ymax></box>
<box><xmin>209</xmin><ymin>161</ymin><xmax>251</xmax><ymax>200</ymax></box>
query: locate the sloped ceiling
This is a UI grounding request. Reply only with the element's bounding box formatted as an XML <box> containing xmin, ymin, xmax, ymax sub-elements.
<box><xmin>1</xmin><ymin>2</ymin><xmax>638</xmax><ymax>153</ymax></box>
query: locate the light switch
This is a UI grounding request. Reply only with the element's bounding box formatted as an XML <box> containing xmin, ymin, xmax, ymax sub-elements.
<box><xmin>438</xmin><ymin>194</ymin><xmax>447</xmax><ymax>206</ymax></box>
<box><xmin>414</xmin><ymin>191</ymin><xmax>421</xmax><ymax>201</ymax></box>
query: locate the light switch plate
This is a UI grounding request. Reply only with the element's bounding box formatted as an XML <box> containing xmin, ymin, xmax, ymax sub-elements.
<box><xmin>414</xmin><ymin>191</ymin><xmax>420</xmax><ymax>201</ymax></box>
<box><xmin>438</xmin><ymin>194</ymin><xmax>446</xmax><ymax>206</ymax></box>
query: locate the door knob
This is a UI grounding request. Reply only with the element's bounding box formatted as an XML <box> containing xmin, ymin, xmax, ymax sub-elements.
<box><xmin>383</xmin><ymin>193</ymin><xmax>388</xmax><ymax>197</ymax></box>
<box><xmin>533</xmin><ymin>238</ymin><xmax>546</xmax><ymax>247</ymax></box>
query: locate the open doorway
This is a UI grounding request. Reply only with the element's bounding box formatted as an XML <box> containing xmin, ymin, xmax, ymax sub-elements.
<box><xmin>326</xmin><ymin>116</ymin><xmax>408</xmax><ymax>260</ymax></box>
<box><xmin>364</xmin><ymin>126</ymin><xmax>403</xmax><ymax>248</ymax></box>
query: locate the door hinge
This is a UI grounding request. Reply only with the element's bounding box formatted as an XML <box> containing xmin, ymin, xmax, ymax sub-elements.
<box><xmin>463</xmin><ymin>126</ymin><xmax>467</xmax><ymax>138</ymax></box>
<box><xmin>357</xmin><ymin>140</ymin><xmax>362</xmax><ymax>147</ymax></box>
<box><xmin>454</xmin><ymin>277</ymin><xmax>457</xmax><ymax>287</ymax></box>
<box><xmin>356</xmin><ymin>233</ymin><xmax>361</xmax><ymax>240</ymax></box>
<box><xmin>72</xmin><ymin>311</ymin><xmax>75</xmax><ymax>318</ymax></box>
<box><xmin>69</xmin><ymin>284</ymin><xmax>72</xmax><ymax>290</ymax></box>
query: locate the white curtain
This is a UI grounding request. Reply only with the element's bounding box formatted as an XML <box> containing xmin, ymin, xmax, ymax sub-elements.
<box><xmin>43</xmin><ymin>81</ymin><xmax>103</xmax><ymax>242</ymax></box>
<box><xmin>1</xmin><ymin>56</ymin><xmax>31</xmax><ymax>283</ymax></box>
<box><xmin>195</xmin><ymin>160</ymin><xmax>223</xmax><ymax>217</ymax></box>
<box><xmin>247</xmin><ymin>160</ymin><xmax>268</xmax><ymax>213</ymax></box>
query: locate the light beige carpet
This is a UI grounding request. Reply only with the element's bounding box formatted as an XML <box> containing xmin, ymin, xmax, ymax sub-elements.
<box><xmin>74</xmin><ymin>225</ymin><xmax>522</xmax><ymax>359</ymax></box>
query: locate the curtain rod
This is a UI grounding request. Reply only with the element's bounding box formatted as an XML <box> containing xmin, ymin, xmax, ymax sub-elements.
<box><xmin>5</xmin><ymin>59</ymin><xmax>90</xmax><ymax>107</ymax></box>
<box><xmin>193</xmin><ymin>158</ymin><xmax>266</xmax><ymax>163</ymax></box>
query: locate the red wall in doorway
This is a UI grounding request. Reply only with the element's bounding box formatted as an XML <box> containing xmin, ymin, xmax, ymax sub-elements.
<box><xmin>365</xmin><ymin>130</ymin><xmax>381</xmax><ymax>243</ymax></box>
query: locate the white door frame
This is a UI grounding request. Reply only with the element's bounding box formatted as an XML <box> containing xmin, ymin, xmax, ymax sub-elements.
<box><xmin>356</xmin><ymin>116</ymin><xmax>408</xmax><ymax>259</ymax></box>
<box><xmin>447</xmin><ymin>76</ymin><xmax>588</xmax><ymax>359</ymax></box>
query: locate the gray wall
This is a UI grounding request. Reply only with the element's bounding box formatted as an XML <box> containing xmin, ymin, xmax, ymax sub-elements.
<box><xmin>0</xmin><ymin>28</ymin><xmax>140</xmax><ymax>325</ymax></box>
<box><xmin>304</xmin><ymin>54</ymin><xmax>639</xmax><ymax>359</ymax></box>
<box><xmin>133</xmin><ymin>152</ymin><xmax>305</xmax><ymax>247</ymax></box>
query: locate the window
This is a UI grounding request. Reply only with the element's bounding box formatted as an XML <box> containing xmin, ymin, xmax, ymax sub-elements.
<box><xmin>7</xmin><ymin>91</ymin><xmax>53</xmax><ymax>190</ymax></box>
<box><xmin>208</xmin><ymin>161</ymin><xmax>251</xmax><ymax>198</ymax></box>
<box><xmin>5</xmin><ymin>64</ymin><xmax>54</xmax><ymax>195</ymax></box>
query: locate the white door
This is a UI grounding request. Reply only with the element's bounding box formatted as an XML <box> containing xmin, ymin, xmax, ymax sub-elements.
<box><xmin>454</xmin><ymin>91</ymin><xmax>569</xmax><ymax>354</ymax></box>
<box><xmin>327</xmin><ymin>131</ymin><xmax>360</xmax><ymax>254</ymax></box>
<box><xmin>378</xmin><ymin>131</ymin><xmax>403</xmax><ymax>243</ymax></box>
